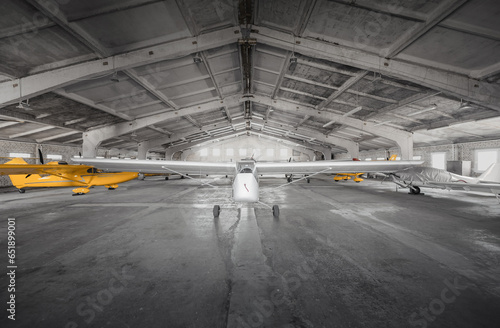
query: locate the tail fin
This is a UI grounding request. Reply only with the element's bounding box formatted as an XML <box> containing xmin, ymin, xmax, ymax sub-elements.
<box><xmin>478</xmin><ymin>163</ymin><xmax>500</xmax><ymax>183</ymax></box>
<box><xmin>389</xmin><ymin>155</ymin><xmax>397</xmax><ymax>161</ymax></box>
<box><xmin>5</xmin><ymin>158</ymin><xmax>28</xmax><ymax>188</ymax></box>
<box><xmin>5</xmin><ymin>158</ymin><xmax>28</xmax><ymax>165</ymax></box>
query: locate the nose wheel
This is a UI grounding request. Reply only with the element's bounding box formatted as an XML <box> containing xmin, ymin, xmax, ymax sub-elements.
<box><xmin>213</xmin><ymin>205</ymin><xmax>221</xmax><ymax>218</ymax></box>
<box><xmin>272</xmin><ymin>205</ymin><xmax>280</xmax><ymax>218</ymax></box>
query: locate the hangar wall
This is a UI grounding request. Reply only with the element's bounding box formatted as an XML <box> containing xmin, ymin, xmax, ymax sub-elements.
<box><xmin>182</xmin><ymin>135</ymin><xmax>312</xmax><ymax>162</ymax></box>
<box><xmin>335</xmin><ymin>139</ymin><xmax>500</xmax><ymax>176</ymax></box>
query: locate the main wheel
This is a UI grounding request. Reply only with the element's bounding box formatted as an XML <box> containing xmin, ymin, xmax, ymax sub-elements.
<box><xmin>213</xmin><ymin>205</ymin><xmax>221</xmax><ymax>218</ymax></box>
<box><xmin>272</xmin><ymin>205</ymin><xmax>280</xmax><ymax>218</ymax></box>
<box><xmin>287</xmin><ymin>177</ymin><xmax>292</xmax><ymax>183</ymax></box>
<box><xmin>165</xmin><ymin>176</ymin><xmax>169</xmax><ymax>180</ymax></box>
<box><xmin>410</xmin><ymin>186</ymin><xmax>421</xmax><ymax>195</ymax></box>
<box><xmin>307</xmin><ymin>178</ymin><xmax>310</xmax><ymax>183</ymax></box>
<box><xmin>18</xmin><ymin>188</ymin><xmax>25</xmax><ymax>194</ymax></box>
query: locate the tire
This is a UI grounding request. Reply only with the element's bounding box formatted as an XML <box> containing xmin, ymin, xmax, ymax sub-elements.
<box><xmin>307</xmin><ymin>178</ymin><xmax>310</xmax><ymax>183</ymax></box>
<box><xmin>165</xmin><ymin>176</ymin><xmax>169</xmax><ymax>180</ymax></box>
<box><xmin>18</xmin><ymin>189</ymin><xmax>25</xmax><ymax>194</ymax></box>
<box><xmin>287</xmin><ymin>177</ymin><xmax>292</xmax><ymax>183</ymax></box>
<box><xmin>272</xmin><ymin>205</ymin><xmax>280</xmax><ymax>218</ymax></box>
<box><xmin>412</xmin><ymin>186</ymin><xmax>421</xmax><ymax>195</ymax></box>
<box><xmin>213</xmin><ymin>205</ymin><xmax>221</xmax><ymax>218</ymax></box>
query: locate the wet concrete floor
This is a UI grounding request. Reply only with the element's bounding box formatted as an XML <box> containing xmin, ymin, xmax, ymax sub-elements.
<box><xmin>0</xmin><ymin>175</ymin><xmax>499</xmax><ymax>327</ymax></box>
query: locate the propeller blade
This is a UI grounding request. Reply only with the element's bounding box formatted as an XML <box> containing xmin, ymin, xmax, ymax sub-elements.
<box><xmin>38</xmin><ymin>149</ymin><xmax>44</xmax><ymax>165</ymax></box>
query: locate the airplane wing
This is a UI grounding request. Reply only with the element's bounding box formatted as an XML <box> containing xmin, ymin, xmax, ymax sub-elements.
<box><xmin>418</xmin><ymin>182</ymin><xmax>500</xmax><ymax>194</ymax></box>
<box><xmin>0</xmin><ymin>164</ymin><xmax>92</xmax><ymax>176</ymax></box>
<box><xmin>255</xmin><ymin>160</ymin><xmax>423</xmax><ymax>175</ymax></box>
<box><xmin>72</xmin><ymin>158</ymin><xmax>237</xmax><ymax>175</ymax></box>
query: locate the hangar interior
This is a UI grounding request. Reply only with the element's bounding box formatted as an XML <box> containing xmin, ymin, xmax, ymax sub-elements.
<box><xmin>1</xmin><ymin>1</ymin><xmax>500</xmax><ymax>327</ymax></box>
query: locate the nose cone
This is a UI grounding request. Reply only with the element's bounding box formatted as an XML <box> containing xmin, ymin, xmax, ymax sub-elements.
<box><xmin>233</xmin><ymin>173</ymin><xmax>259</xmax><ymax>203</ymax></box>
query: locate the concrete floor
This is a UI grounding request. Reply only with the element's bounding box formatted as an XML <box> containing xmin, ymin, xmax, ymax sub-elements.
<box><xmin>1</xmin><ymin>176</ymin><xmax>500</xmax><ymax>328</ymax></box>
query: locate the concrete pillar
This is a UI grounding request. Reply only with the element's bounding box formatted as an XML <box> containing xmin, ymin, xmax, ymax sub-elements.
<box><xmin>82</xmin><ymin>131</ymin><xmax>103</xmax><ymax>158</ymax></box>
<box><xmin>137</xmin><ymin>141</ymin><xmax>150</xmax><ymax>160</ymax></box>
<box><xmin>395</xmin><ymin>134</ymin><xmax>414</xmax><ymax>160</ymax></box>
<box><xmin>164</xmin><ymin>149</ymin><xmax>178</xmax><ymax>160</ymax></box>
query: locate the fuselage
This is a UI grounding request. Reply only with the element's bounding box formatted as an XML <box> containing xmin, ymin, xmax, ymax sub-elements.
<box><xmin>232</xmin><ymin>160</ymin><xmax>260</xmax><ymax>203</ymax></box>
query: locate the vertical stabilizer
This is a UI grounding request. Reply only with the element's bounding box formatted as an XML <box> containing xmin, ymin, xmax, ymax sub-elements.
<box><xmin>478</xmin><ymin>163</ymin><xmax>500</xmax><ymax>183</ymax></box>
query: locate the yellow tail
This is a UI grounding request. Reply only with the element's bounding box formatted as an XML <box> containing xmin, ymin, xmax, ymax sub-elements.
<box><xmin>388</xmin><ymin>154</ymin><xmax>397</xmax><ymax>161</ymax></box>
<box><xmin>5</xmin><ymin>158</ymin><xmax>29</xmax><ymax>188</ymax></box>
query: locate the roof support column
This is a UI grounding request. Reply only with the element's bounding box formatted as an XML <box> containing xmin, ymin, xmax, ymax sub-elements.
<box><xmin>137</xmin><ymin>141</ymin><xmax>150</xmax><ymax>160</ymax></box>
<box><xmin>395</xmin><ymin>134</ymin><xmax>414</xmax><ymax>161</ymax></box>
<box><xmin>82</xmin><ymin>131</ymin><xmax>106</xmax><ymax>158</ymax></box>
<box><xmin>164</xmin><ymin>149</ymin><xmax>178</xmax><ymax>161</ymax></box>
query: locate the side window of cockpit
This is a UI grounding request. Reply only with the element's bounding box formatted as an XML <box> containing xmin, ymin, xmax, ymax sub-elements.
<box><xmin>87</xmin><ymin>168</ymin><xmax>99</xmax><ymax>173</ymax></box>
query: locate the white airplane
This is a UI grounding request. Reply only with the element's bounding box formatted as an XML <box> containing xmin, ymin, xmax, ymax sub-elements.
<box><xmin>387</xmin><ymin>163</ymin><xmax>500</xmax><ymax>199</ymax></box>
<box><xmin>72</xmin><ymin>157</ymin><xmax>423</xmax><ymax>217</ymax></box>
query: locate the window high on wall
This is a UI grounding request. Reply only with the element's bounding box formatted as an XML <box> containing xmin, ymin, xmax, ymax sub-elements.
<box><xmin>431</xmin><ymin>152</ymin><xmax>446</xmax><ymax>170</ymax></box>
<box><xmin>475</xmin><ymin>148</ymin><xmax>500</xmax><ymax>172</ymax></box>
<box><xmin>9</xmin><ymin>153</ymin><xmax>31</xmax><ymax>158</ymax></box>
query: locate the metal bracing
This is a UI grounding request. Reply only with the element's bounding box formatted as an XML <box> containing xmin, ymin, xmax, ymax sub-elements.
<box><xmin>0</xmin><ymin>107</ymin><xmax>85</xmax><ymax>132</ymax></box>
<box><xmin>36</xmin><ymin>131</ymin><xmax>80</xmax><ymax>143</ymax></box>
<box><xmin>250</xmin><ymin>95</ymin><xmax>413</xmax><ymax>159</ymax></box>
<box><xmin>364</xmin><ymin>92</ymin><xmax>441</xmax><ymax>119</ymax></box>
<box><xmin>250</xmin><ymin>26</ymin><xmax>500</xmax><ymax>112</ymax></box>
<box><xmin>0</xmin><ymin>27</ymin><xmax>240</xmax><ymax>105</ymax></box>
<box><xmin>9</xmin><ymin>126</ymin><xmax>54</xmax><ymax>139</ymax></box>
<box><xmin>382</xmin><ymin>0</ymin><xmax>469</xmax><ymax>58</ymax></box>
<box><xmin>54</xmin><ymin>90</ymin><xmax>133</xmax><ymax>121</ymax></box>
<box><xmin>317</xmin><ymin>71</ymin><xmax>369</xmax><ymax>110</ymax></box>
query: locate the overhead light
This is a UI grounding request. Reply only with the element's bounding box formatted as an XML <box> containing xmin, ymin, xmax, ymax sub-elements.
<box><xmin>193</xmin><ymin>54</ymin><xmax>202</xmax><ymax>63</ymax></box>
<box><xmin>110</xmin><ymin>72</ymin><xmax>120</xmax><ymax>82</ymax></box>
<box><xmin>459</xmin><ymin>100</ymin><xmax>473</xmax><ymax>110</ymax></box>
<box><xmin>16</xmin><ymin>99</ymin><xmax>31</xmax><ymax>110</ymax></box>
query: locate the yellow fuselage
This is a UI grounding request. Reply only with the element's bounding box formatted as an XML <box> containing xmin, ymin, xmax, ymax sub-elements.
<box><xmin>11</xmin><ymin>171</ymin><xmax>139</xmax><ymax>189</ymax></box>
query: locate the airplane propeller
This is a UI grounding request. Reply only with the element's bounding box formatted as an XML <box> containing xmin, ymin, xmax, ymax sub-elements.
<box><xmin>38</xmin><ymin>149</ymin><xmax>44</xmax><ymax>165</ymax></box>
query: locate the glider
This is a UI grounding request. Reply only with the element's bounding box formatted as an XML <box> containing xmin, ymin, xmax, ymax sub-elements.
<box><xmin>73</xmin><ymin>157</ymin><xmax>423</xmax><ymax>217</ymax></box>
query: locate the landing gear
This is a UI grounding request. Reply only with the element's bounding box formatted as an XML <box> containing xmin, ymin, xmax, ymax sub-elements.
<box><xmin>213</xmin><ymin>205</ymin><xmax>221</xmax><ymax>218</ymax></box>
<box><xmin>18</xmin><ymin>188</ymin><xmax>25</xmax><ymax>193</ymax></box>
<box><xmin>409</xmin><ymin>186</ymin><xmax>421</xmax><ymax>195</ymax></box>
<box><xmin>306</xmin><ymin>178</ymin><xmax>310</xmax><ymax>183</ymax></box>
<box><xmin>287</xmin><ymin>177</ymin><xmax>292</xmax><ymax>183</ymax></box>
<box><xmin>272</xmin><ymin>205</ymin><xmax>280</xmax><ymax>218</ymax></box>
<box><xmin>165</xmin><ymin>176</ymin><xmax>169</xmax><ymax>180</ymax></box>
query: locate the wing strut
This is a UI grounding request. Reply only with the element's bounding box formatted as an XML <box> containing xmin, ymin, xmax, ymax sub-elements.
<box><xmin>161</xmin><ymin>166</ymin><xmax>218</xmax><ymax>188</ymax></box>
<box><xmin>268</xmin><ymin>167</ymin><xmax>332</xmax><ymax>191</ymax></box>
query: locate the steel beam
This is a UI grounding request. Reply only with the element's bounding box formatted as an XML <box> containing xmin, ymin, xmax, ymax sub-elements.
<box><xmin>0</xmin><ymin>27</ymin><xmax>240</xmax><ymax>105</ymax></box>
<box><xmin>250</xmin><ymin>26</ymin><xmax>500</xmax><ymax>112</ymax></box>
<box><xmin>251</xmin><ymin>95</ymin><xmax>412</xmax><ymax>159</ymax></box>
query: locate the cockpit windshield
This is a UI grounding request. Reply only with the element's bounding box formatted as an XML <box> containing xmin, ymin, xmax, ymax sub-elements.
<box><xmin>237</xmin><ymin>161</ymin><xmax>255</xmax><ymax>174</ymax></box>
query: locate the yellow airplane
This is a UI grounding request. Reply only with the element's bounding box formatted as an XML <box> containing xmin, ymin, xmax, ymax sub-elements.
<box><xmin>333</xmin><ymin>155</ymin><xmax>398</xmax><ymax>183</ymax></box>
<box><xmin>0</xmin><ymin>157</ymin><xmax>138</xmax><ymax>195</ymax></box>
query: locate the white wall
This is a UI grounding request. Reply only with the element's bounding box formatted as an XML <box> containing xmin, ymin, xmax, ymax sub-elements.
<box><xmin>181</xmin><ymin>135</ymin><xmax>312</xmax><ymax>162</ymax></box>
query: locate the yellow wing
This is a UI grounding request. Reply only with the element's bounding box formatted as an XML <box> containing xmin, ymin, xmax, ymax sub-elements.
<box><xmin>0</xmin><ymin>158</ymin><xmax>93</xmax><ymax>183</ymax></box>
